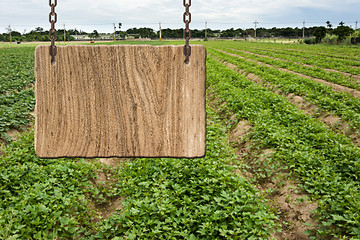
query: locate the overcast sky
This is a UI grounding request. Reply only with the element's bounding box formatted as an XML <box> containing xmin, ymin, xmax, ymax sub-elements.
<box><xmin>1</xmin><ymin>0</ymin><xmax>359</xmax><ymax>34</ymax></box>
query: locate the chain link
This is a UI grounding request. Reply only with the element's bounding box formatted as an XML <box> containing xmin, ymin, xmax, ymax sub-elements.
<box><xmin>47</xmin><ymin>1</ymin><xmax>190</xmax><ymax>64</ymax></box>
<box><xmin>183</xmin><ymin>0</ymin><xmax>191</xmax><ymax>64</ymax></box>
<box><xmin>49</xmin><ymin>0</ymin><xmax>57</xmax><ymax>64</ymax></box>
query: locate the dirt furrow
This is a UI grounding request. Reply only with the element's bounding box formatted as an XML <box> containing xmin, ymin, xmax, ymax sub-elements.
<box><xmin>250</xmin><ymin>47</ymin><xmax>360</xmax><ymax>62</ymax></box>
<box><xmin>207</xmin><ymin>81</ymin><xmax>318</xmax><ymax>240</ymax></box>
<box><xmin>217</xmin><ymin>49</ymin><xmax>360</xmax><ymax>98</ymax></box>
<box><xmin>231</xmin><ymin>48</ymin><xmax>360</xmax><ymax>82</ymax></box>
<box><xmin>210</xmin><ymin>55</ymin><xmax>360</xmax><ymax>148</ymax></box>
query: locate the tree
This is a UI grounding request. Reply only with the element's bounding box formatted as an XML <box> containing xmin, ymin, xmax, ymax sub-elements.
<box><xmin>35</xmin><ymin>27</ymin><xmax>44</xmax><ymax>33</ymax></box>
<box><xmin>126</xmin><ymin>28</ymin><xmax>156</xmax><ymax>39</ymax></box>
<box><xmin>326</xmin><ymin>21</ymin><xmax>332</xmax><ymax>32</ymax></box>
<box><xmin>11</xmin><ymin>31</ymin><xmax>21</xmax><ymax>37</ymax></box>
<box><xmin>88</xmin><ymin>30</ymin><xmax>99</xmax><ymax>39</ymax></box>
<box><xmin>333</xmin><ymin>25</ymin><xmax>354</xmax><ymax>42</ymax></box>
<box><xmin>220</xmin><ymin>28</ymin><xmax>243</xmax><ymax>38</ymax></box>
<box><xmin>313</xmin><ymin>26</ymin><xmax>327</xmax><ymax>43</ymax></box>
<box><xmin>244</xmin><ymin>29</ymin><xmax>255</xmax><ymax>39</ymax></box>
<box><xmin>161</xmin><ymin>28</ymin><xmax>182</xmax><ymax>38</ymax></box>
<box><xmin>339</xmin><ymin>21</ymin><xmax>345</xmax><ymax>26</ymax></box>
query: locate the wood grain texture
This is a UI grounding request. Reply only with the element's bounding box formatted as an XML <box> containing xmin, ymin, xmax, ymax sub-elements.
<box><xmin>35</xmin><ymin>45</ymin><xmax>206</xmax><ymax>158</ymax></box>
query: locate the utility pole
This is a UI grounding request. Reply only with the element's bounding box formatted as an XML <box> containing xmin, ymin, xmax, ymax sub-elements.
<box><xmin>356</xmin><ymin>20</ymin><xmax>358</xmax><ymax>30</ymax></box>
<box><xmin>253</xmin><ymin>20</ymin><xmax>259</xmax><ymax>40</ymax></box>
<box><xmin>63</xmin><ymin>24</ymin><xmax>66</xmax><ymax>43</ymax></box>
<box><xmin>7</xmin><ymin>25</ymin><xmax>12</xmax><ymax>44</ymax></box>
<box><xmin>119</xmin><ymin>23</ymin><xmax>122</xmax><ymax>39</ymax></box>
<box><xmin>205</xmin><ymin>21</ymin><xmax>208</xmax><ymax>41</ymax></box>
<box><xmin>159</xmin><ymin>22</ymin><xmax>162</xmax><ymax>41</ymax></box>
<box><xmin>302</xmin><ymin>21</ymin><xmax>305</xmax><ymax>41</ymax></box>
<box><xmin>113</xmin><ymin>23</ymin><xmax>116</xmax><ymax>41</ymax></box>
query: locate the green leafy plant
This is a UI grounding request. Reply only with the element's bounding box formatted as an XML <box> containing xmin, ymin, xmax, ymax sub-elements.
<box><xmin>205</xmin><ymin>56</ymin><xmax>360</xmax><ymax>238</ymax></box>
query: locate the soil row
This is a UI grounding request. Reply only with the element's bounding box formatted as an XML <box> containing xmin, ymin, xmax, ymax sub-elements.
<box><xmin>210</xmin><ymin>54</ymin><xmax>360</xmax><ymax>148</ymax></box>
<box><xmin>217</xmin><ymin>49</ymin><xmax>360</xmax><ymax>99</ymax></box>
<box><xmin>207</xmin><ymin>57</ymin><xmax>320</xmax><ymax>239</ymax></box>
<box><xmin>233</xmin><ymin>48</ymin><xmax>360</xmax><ymax>83</ymax></box>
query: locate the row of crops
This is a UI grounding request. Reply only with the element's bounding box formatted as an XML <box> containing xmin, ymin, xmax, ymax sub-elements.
<box><xmin>207</xmin><ymin>48</ymin><xmax>360</xmax><ymax>130</ymax></box>
<box><xmin>202</xmin><ymin>41</ymin><xmax>360</xmax><ymax>238</ymax></box>
<box><xmin>0</xmin><ymin>47</ymin><xmax>35</xmax><ymax>142</ymax></box>
<box><xmin>1</xmin><ymin>41</ymin><xmax>360</xmax><ymax>239</ymax></box>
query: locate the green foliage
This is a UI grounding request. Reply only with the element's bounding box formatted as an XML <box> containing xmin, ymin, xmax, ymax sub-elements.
<box><xmin>220</xmin><ymin>28</ymin><xmax>243</xmax><ymax>38</ymax></box>
<box><xmin>209</xmin><ymin>48</ymin><xmax>360</xmax><ymax>131</ymax></box>
<box><xmin>0</xmin><ymin>47</ymin><xmax>36</xmax><ymax>141</ymax></box>
<box><xmin>0</xmin><ymin>89</ymin><xmax>35</xmax><ymax>136</ymax></box>
<box><xmin>319</xmin><ymin>33</ymin><xmax>337</xmax><ymax>44</ymax></box>
<box><xmin>245</xmin><ymin>44</ymin><xmax>360</xmax><ymax>73</ymax></box>
<box><xmin>2</xmin><ymin>40</ymin><xmax>360</xmax><ymax>239</ymax></box>
<box><xmin>304</xmin><ymin>38</ymin><xmax>316</xmax><ymax>44</ymax></box>
<box><xmin>0</xmin><ymin>131</ymin><xmax>102</xmax><ymax>239</ymax></box>
<box><xmin>313</xmin><ymin>27</ymin><xmax>327</xmax><ymax>43</ymax></box>
<box><xmin>0</xmin><ymin>112</ymin><xmax>278</xmax><ymax>239</ymax></box>
<box><xmin>333</xmin><ymin>25</ymin><xmax>354</xmax><ymax>42</ymax></box>
<box><xmin>353</xmin><ymin>30</ymin><xmax>360</xmax><ymax>38</ymax></box>
<box><xmin>205</xmin><ymin>56</ymin><xmax>360</xmax><ymax>238</ymax></box>
<box><xmin>214</xmin><ymin>41</ymin><xmax>360</xmax><ymax>81</ymax></box>
<box><xmin>0</xmin><ymin>48</ymin><xmax>278</xmax><ymax>239</ymax></box>
<box><xmin>126</xmin><ymin>28</ymin><xmax>157</xmax><ymax>39</ymax></box>
<box><xmin>88</xmin><ymin>30</ymin><xmax>100</xmax><ymax>39</ymax></box>
<box><xmin>94</xmin><ymin>108</ymin><xmax>277</xmax><ymax>239</ymax></box>
<box><xmin>0</xmin><ymin>47</ymin><xmax>35</xmax><ymax>94</ymax></box>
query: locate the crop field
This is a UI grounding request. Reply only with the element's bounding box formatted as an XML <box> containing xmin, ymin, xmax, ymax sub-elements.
<box><xmin>1</xmin><ymin>41</ymin><xmax>360</xmax><ymax>239</ymax></box>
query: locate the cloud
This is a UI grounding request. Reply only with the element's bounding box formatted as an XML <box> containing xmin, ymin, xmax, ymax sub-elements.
<box><xmin>1</xmin><ymin>0</ymin><xmax>359</xmax><ymax>33</ymax></box>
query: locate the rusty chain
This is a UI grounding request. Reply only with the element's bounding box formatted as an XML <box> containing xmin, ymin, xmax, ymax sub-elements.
<box><xmin>183</xmin><ymin>0</ymin><xmax>191</xmax><ymax>64</ymax></box>
<box><xmin>49</xmin><ymin>0</ymin><xmax>57</xmax><ymax>64</ymax></box>
<box><xmin>47</xmin><ymin>1</ymin><xmax>190</xmax><ymax>64</ymax></box>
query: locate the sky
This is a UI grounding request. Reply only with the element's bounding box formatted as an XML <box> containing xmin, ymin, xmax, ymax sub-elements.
<box><xmin>1</xmin><ymin>0</ymin><xmax>359</xmax><ymax>34</ymax></box>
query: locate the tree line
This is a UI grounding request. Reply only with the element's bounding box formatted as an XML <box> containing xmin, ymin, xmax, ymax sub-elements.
<box><xmin>0</xmin><ymin>27</ymin><xmax>79</xmax><ymax>42</ymax></box>
<box><xmin>1</xmin><ymin>22</ymin><xmax>359</xmax><ymax>44</ymax></box>
<box><xmin>311</xmin><ymin>21</ymin><xmax>358</xmax><ymax>44</ymax></box>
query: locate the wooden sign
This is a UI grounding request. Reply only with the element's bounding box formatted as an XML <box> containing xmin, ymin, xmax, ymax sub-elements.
<box><xmin>35</xmin><ymin>45</ymin><xmax>206</xmax><ymax>158</ymax></box>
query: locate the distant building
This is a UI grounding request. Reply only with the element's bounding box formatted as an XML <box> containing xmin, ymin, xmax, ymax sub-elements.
<box><xmin>71</xmin><ymin>34</ymin><xmax>89</xmax><ymax>40</ymax></box>
<box><xmin>71</xmin><ymin>33</ymin><xmax>140</xmax><ymax>41</ymax></box>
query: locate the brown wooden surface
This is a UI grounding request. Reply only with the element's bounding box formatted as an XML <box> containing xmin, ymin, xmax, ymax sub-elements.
<box><xmin>35</xmin><ymin>45</ymin><xmax>206</xmax><ymax>158</ymax></box>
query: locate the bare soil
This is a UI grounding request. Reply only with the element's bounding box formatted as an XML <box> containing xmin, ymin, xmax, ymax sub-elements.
<box><xmin>208</xmin><ymin>89</ymin><xmax>319</xmax><ymax>239</ymax></box>
<box><xmin>233</xmin><ymin>48</ymin><xmax>360</xmax><ymax>83</ymax></box>
<box><xmin>217</xmin><ymin>49</ymin><xmax>360</xmax><ymax>98</ymax></box>
<box><xmin>6</xmin><ymin>129</ymin><xmax>20</xmax><ymax>141</ymax></box>
<box><xmin>99</xmin><ymin>196</ymin><xmax>125</xmax><ymax>220</ymax></box>
<box><xmin>210</xmin><ymin>55</ymin><xmax>360</xmax><ymax>148</ymax></box>
<box><xmin>2</xmin><ymin>111</ymin><xmax>35</xmax><ymax>143</ymax></box>
<box><xmin>249</xmin><ymin>47</ymin><xmax>360</xmax><ymax>62</ymax></box>
<box><xmin>85</xmin><ymin>158</ymin><xmax>129</xmax><ymax>221</ymax></box>
<box><xmin>230</xmin><ymin>118</ymin><xmax>318</xmax><ymax>239</ymax></box>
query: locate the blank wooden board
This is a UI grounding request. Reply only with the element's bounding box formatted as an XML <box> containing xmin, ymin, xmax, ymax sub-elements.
<box><xmin>35</xmin><ymin>45</ymin><xmax>206</xmax><ymax>158</ymax></box>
